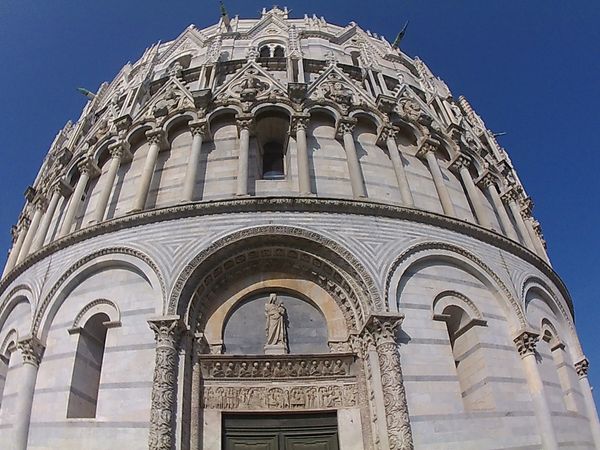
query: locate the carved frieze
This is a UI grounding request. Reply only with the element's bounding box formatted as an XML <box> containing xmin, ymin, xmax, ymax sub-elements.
<box><xmin>202</xmin><ymin>383</ymin><xmax>358</xmax><ymax>410</ymax></box>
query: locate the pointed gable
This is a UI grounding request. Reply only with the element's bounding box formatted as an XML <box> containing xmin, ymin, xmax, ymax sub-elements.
<box><xmin>157</xmin><ymin>25</ymin><xmax>207</xmax><ymax>65</ymax></box>
<box><xmin>135</xmin><ymin>77</ymin><xmax>194</xmax><ymax>121</ymax></box>
<box><xmin>307</xmin><ymin>65</ymin><xmax>376</xmax><ymax>108</ymax></box>
<box><xmin>213</xmin><ymin>61</ymin><xmax>287</xmax><ymax>103</ymax></box>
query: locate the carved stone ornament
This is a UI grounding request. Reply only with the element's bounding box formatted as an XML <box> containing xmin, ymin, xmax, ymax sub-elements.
<box><xmin>203</xmin><ymin>383</ymin><xmax>358</xmax><ymax>411</ymax></box>
<box><xmin>575</xmin><ymin>358</ymin><xmax>589</xmax><ymax>378</ymax></box>
<box><xmin>147</xmin><ymin>316</ymin><xmax>186</xmax><ymax>450</ymax></box>
<box><xmin>17</xmin><ymin>335</ymin><xmax>44</xmax><ymax>367</ymax></box>
<box><xmin>264</xmin><ymin>293</ymin><xmax>288</xmax><ymax>355</ymax></box>
<box><xmin>400</xmin><ymin>98</ymin><xmax>421</xmax><ymax>122</ymax></box>
<box><xmin>514</xmin><ymin>329</ymin><xmax>540</xmax><ymax>357</ymax></box>
<box><xmin>361</xmin><ymin>314</ymin><xmax>414</xmax><ymax>450</ymax></box>
<box><xmin>321</xmin><ymin>73</ymin><xmax>354</xmax><ymax>107</ymax></box>
<box><xmin>415</xmin><ymin>138</ymin><xmax>440</xmax><ymax>160</ymax></box>
<box><xmin>199</xmin><ymin>354</ymin><xmax>355</xmax><ymax>380</ymax></box>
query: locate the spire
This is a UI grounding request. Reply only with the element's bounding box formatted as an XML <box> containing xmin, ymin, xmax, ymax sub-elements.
<box><xmin>392</xmin><ymin>21</ymin><xmax>409</xmax><ymax>49</ymax></box>
<box><xmin>219</xmin><ymin>1</ymin><xmax>231</xmax><ymax>28</ymax></box>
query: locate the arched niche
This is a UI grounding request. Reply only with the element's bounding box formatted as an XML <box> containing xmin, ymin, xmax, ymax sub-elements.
<box><xmin>204</xmin><ymin>277</ymin><xmax>348</xmax><ymax>354</ymax></box>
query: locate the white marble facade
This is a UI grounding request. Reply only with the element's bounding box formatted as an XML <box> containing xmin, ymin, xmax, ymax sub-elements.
<box><xmin>0</xmin><ymin>6</ymin><xmax>598</xmax><ymax>450</ymax></box>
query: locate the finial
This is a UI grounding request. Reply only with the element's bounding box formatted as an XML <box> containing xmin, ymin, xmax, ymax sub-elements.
<box><xmin>219</xmin><ymin>1</ymin><xmax>231</xmax><ymax>28</ymax></box>
<box><xmin>392</xmin><ymin>21</ymin><xmax>409</xmax><ymax>49</ymax></box>
<box><xmin>76</xmin><ymin>87</ymin><xmax>96</xmax><ymax>101</ymax></box>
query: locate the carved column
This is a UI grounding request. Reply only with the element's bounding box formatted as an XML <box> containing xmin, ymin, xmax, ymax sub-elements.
<box><xmin>31</xmin><ymin>180</ymin><xmax>70</xmax><ymax>253</ymax></box>
<box><xmin>363</xmin><ymin>314</ymin><xmax>413</xmax><ymax>450</ymax></box>
<box><xmin>59</xmin><ymin>157</ymin><xmax>100</xmax><ymax>237</ymax></box>
<box><xmin>2</xmin><ymin>216</ymin><xmax>30</xmax><ymax>277</ymax></box>
<box><xmin>148</xmin><ymin>316</ymin><xmax>186</xmax><ymax>450</ymax></box>
<box><xmin>502</xmin><ymin>189</ymin><xmax>536</xmax><ymax>251</ymax></box>
<box><xmin>132</xmin><ymin>129</ymin><xmax>166</xmax><ymax>212</ymax></box>
<box><xmin>14</xmin><ymin>336</ymin><xmax>44</xmax><ymax>450</ymax></box>
<box><xmin>338</xmin><ymin>118</ymin><xmax>367</xmax><ymax>198</ymax></box>
<box><xmin>449</xmin><ymin>155</ymin><xmax>491</xmax><ymax>228</ymax></box>
<box><xmin>382</xmin><ymin>127</ymin><xmax>414</xmax><ymax>207</ymax></box>
<box><xmin>477</xmin><ymin>172</ymin><xmax>519</xmax><ymax>240</ymax></box>
<box><xmin>416</xmin><ymin>138</ymin><xmax>455</xmax><ymax>216</ymax></box>
<box><xmin>235</xmin><ymin>116</ymin><xmax>253</xmax><ymax>196</ymax></box>
<box><xmin>181</xmin><ymin>120</ymin><xmax>207</xmax><ymax>202</ymax></box>
<box><xmin>17</xmin><ymin>197</ymin><xmax>46</xmax><ymax>264</ymax></box>
<box><xmin>574</xmin><ymin>358</ymin><xmax>600</xmax><ymax>448</ymax></box>
<box><xmin>92</xmin><ymin>140</ymin><xmax>132</xmax><ymax>223</ymax></box>
<box><xmin>292</xmin><ymin>115</ymin><xmax>312</xmax><ymax>195</ymax></box>
<box><xmin>514</xmin><ymin>330</ymin><xmax>558</xmax><ymax>450</ymax></box>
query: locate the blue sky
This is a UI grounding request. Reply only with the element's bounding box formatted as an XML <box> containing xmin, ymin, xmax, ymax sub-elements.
<box><xmin>1</xmin><ymin>0</ymin><xmax>599</xmax><ymax>402</ymax></box>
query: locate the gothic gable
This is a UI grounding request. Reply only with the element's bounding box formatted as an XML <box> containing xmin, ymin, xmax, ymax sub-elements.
<box><xmin>213</xmin><ymin>61</ymin><xmax>287</xmax><ymax>104</ymax></box>
<box><xmin>135</xmin><ymin>77</ymin><xmax>194</xmax><ymax>121</ymax></box>
<box><xmin>156</xmin><ymin>25</ymin><xmax>207</xmax><ymax>65</ymax></box>
<box><xmin>307</xmin><ymin>65</ymin><xmax>376</xmax><ymax>109</ymax></box>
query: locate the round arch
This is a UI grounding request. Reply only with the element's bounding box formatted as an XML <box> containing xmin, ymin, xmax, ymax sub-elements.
<box><xmin>33</xmin><ymin>247</ymin><xmax>165</xmax><ymax>342</ymax></box>
<box><xmin>385</xmin><ymin>240</ymin><xmax>526</xmax><ymax>331</ymax></box>
<box><xmin>0</xmin><ymin>284</ymin><xmax>34</xmax><ymax>333</ymax></box>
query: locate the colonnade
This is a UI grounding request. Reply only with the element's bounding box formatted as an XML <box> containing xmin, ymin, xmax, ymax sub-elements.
<box><xmin>2</xmin><ymin>112</ymin><xmax>549</xmax><ymax>276</ymax></box>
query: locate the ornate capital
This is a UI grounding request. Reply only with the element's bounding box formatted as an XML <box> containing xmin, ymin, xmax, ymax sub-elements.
<box><xmin>77</xmin><ymin>157</ymin><xmax>100</xmax><ymax>178</ymax></box>
<box><xmin>108</xmin><ymin>140</ymin><xmax>132</xmax><ymax>163</ymax></box>
<box><xmin>476</xmin><ymin>171</ymin><xmax>499</xmax><ymax>190</ymax></box>
<box><xmin>500</xmin><ymin>187</ymin><xmax>519</xmax><ymax>204</ymax></box>
<box><xmin>236</xmin><ymin>115</ymin><xmax>254</xmax><ymax>133</ymax></box>
<box><xmin>449</xmin><ymin>154</ymin><xmax>472</xmax><ymax>174</ymax></box>
<box><xmin>362</xmin><ymin>313</ymin><xmax>404</xmax><ymax>347</ymax></box>
<box><xmin>189</xmin><ymin>119</ymin><xmax>208</xmax><ymax>137</ymax></box>
<box><xmin>148</xmin><ymin>316</ymin><xmax>186</xmax><ymax>349</ymax></box>
<box><xmin>415</xmin><ymin>138</ymin><xmax>440</xmax><ymax>160</ymax></box>
<box><xmin>378</xmin><ymin>125</ymin><xmax>398</xmax><ymax>145</ymax></box>
<box><xmin>16</xmin><ymin>215</ymin><xmax>31</xmax><ymax>234</ymax></box>
<box><xmin>32</xmin><ymin>194</ymin><xmax>48</xmax><ymax>211</ymax></box>
<box><xmin>17</xmin><ymin>335</ymin><xmax>44</xmax><ymax>367</ymax></box>
<box><xmin>335</xmin><ymin>118</ymin><xmax>356</xmax><ymax>138</ymax></box>
<box><xmin>291</xmin><ymin>114</ymin><xmax>310</xmax><ymax>134</ymax></box>
<box><xmin>146</xmin><ymin>128</ymin><xmax>167</xmax><ymax>148</ymax></box>
<box><xmin>575</xmin><ymin>358</ymin><xmax>589</xmax><ymax>378</ymax></box>
<box><xmin>51</xmin><ymin>178</ymin><xmax>73</xmax><ymax>197</ymax></box>
<box><xmin>514</xmin><ymin>329</ymin><xmax>539</xmax><ymax>357</ymax></box>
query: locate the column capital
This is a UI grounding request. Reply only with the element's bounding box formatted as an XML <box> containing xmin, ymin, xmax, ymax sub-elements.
<box><xmin>189</xmin><ymin>119</ymin><xmax>208</xmax><ymax>137</ymax></box>
<box><xmin>77</xmin><ymin>157</ymin><xmax>101</xmax><ymax>178</ymax></box>
<box><xmin>145</xmin><ymin>128</ymin><xmax>168</xmax><ymax>148</ymax></box>
<box><xmin>475</xmin><ymin>170</ymin><xmax>499</xmax><ymax>189</ymax></box>
<box><xmin>17</xmin><ymin>335</ymin><xmax>44</xmax><ymax>367</ymax></box>
<box><xmin>377</xmin><ymin>125</ymin><xmax>398</xmax><ymax>145</ymax></box>
<box><xmin>290</xmin><ymin>114</ymin><xmax>311</xmax><ymax>133</ymax></box>
<box><xmin>236</xmin><ymin>115</ymin><xmax>254</xmax><ymax>133</ymax></box>
<box><xmin>108</xmin><ymin>140</ymin><xmax>133</xmax><ymax>163</ymax></box>
<box><xmin>50</xmin><ymin>178</ymin><xmax>73</xmax><ymax>197</ymax></box>
<box><xmin>513</xmin><ymin>329</ymin><xmax>540</xmax><ymax>358</ymax></box>
<box><xmin>415</xmin><ymin>137</ymin><xmax>441</xmax><ymax>160</ymax></box>
<box><xmin>500</xmin><ymin>187</ymin><xmax>519</xmax><ymax>204</ymax></box>
<box><xmin>575</xmin><ymin>358</ymin><xmax>590</xmax><ymax>378</ymax></box>
<box><xmin>335</xmin><ymin>117</ymin><xmax>357</xmax><ymax>138</ymax></box>
<box><xmin>32</xmin><ymin>194</ymin><xmax>48</xmax><ymax>211</ymax></box>
<box><xmin>449</xmin><ymin>154</ymin><xmax>472</xmax><ymax>174</ymax></box>
<box><xmin>148</xmin><ymin>315</ymin><xmax>187</xmax><ymax>348</ymax></box>
<box><xmin>16</xmin><ymin>215</ymin><xmax>31</xmax><ymax>233</ymax></box>
<box><xmin>361</xmin><ymin>313</ymin><xmax>405</xmax><ymax>347</ymax></box>
<box><xmin>519</xmin><ymin>196</ymin><xmax>534</xmax><ymax>216</ymax></box>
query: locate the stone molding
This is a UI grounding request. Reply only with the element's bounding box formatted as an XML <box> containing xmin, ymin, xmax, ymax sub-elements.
<box><xmin>0</xmin><ymin>197</ymin><xmax>572</xmax><ymax>319</ymax></box>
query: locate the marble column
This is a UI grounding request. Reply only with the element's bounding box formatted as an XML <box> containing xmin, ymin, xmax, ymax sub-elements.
<box><xmin>59</xmin><ymin>158</ymin><xmax>99</xmax><ymax>237</ymax></box>
<box><xmin>3</xmin><ymin>216</ymin><xmax>30</xmax><ymax>277</ymax></box>
<box><xmin>514</xmin><ymin>330</ymin><xmax>559</xmax><ymax>450</ymax></box>
<box><xmin>92</xmin><ymin>141</ymin><xmax>132</xmax><ymax>223</ymax></box>
<box><xmin>338</xmin><ymin>119</ymin><xmax>367</xmax><ymax>198</ymax></box>
<box><xmin>363</xmin><ymin>314</ymin><xmax>414</xmax><ymax>450</ymax></box>
<box><xmin>382</xmin><ymin>127</ymin><xmax>414</xmax><ymax>207</ymax></box>
<box><xmin>575</xmin><ymin>358</ymin><xmax>600</xmax><ymax>448</ymax></box>
<box><xmin>30</xmin><ymin>181</ymin><xmax>69</xmax><ymax>253</ymax></box>
<box><xmin>181</xmin><ymin>120</ymin><xmax>207</xmax><ymax>202</ymax></box>
<box><xmin>17</xmin><ymin>197</ymin><xmax>46</xmax><ymax>264</ymax></box>
<box><xmin>190</xmin><ymin>333</ymin><xmax>207</xmax><ymax>450</ymax></box>
<box><xmin>132</xmin><ymin>129</ymin><xmax>166</xmax><ymax>212</ymax></box>
<box><xmin>502</xmin><ymin>189</ymin><xmax>536</xmax><ymax>251</ymax></box>
<box><xmin>477</xmin><ymin>172</ymin><xmax>519</xmax><ymax>240</ymax></box>
<box><xmin>292</xmin><ymin>115</ymin><xmax>312</xmax><ymax>195</ymax></box>
<box><xmin>449</xmin><ymin>155</ymin><xmax>491</xmax><ymax>228</ymax></box>
<box><xmin>416</xmin><ymin>138</ymin><xmax>455</xmax><ymax>216</ymax></box>
<box><xmin>14</xmin><ymin>336</ymin><xmax>44</xmax><ymax>450</ymax></box>
<box><xmin>235</xmin><ymin>117</ymin><xmax>253</xmax><ymax>196</ymax></box>
<box><xmin>148</xmin><ymin>316</ymin><xmax>186</xmax><ymax>450</ymax></box>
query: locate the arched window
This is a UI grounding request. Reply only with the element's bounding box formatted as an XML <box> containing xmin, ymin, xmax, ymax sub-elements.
<box><xmin>258</xmin><ymin>44</ymin><xmax>286</xmax><ymax>58</ymax></box>
<box><xmin>273</xmin><ymin>45</ymin><xmax>285</xmax><ymax>58</ymax></box>
<box><xmin>350</xmin><ymin>51</ymin><xmax>361</xmax><ymax>67</ymax></box>
<box><xmin>259</xmin><ymin>46</ymin><xmax>271</xmax><ymax>58</ymax></box>
<box><xmin>0</xmin><ymin>351</ymin><xmax>12</xmax><ymax>411</ymax></box>
<box><xmin>67</xmin><ymin>313</ymin><xmax>109</xmax><ymax>418</ymax></box>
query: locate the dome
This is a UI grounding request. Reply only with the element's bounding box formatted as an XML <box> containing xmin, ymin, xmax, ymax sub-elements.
<box><xmin>0</xmin><ymin>6</ymin><xmax>598</xmax><ymax>450</ymax></box>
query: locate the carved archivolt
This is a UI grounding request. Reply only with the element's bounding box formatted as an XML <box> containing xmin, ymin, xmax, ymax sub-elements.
<box><xmin>169</xmin><ymin>225</ymin><xmax>383</xmax><ymax>324</ymax></box>
<box><xmin>70</xmin><ymin>298</ymin><xmax>121</xmax><ymax>331</ymax></box>
<box><xmin>32</xmin><ymin>246</ymin><xmax>165</xmax><ymax>338</ymax></box>
<box><xmin>385</xmin><ymin>240</ymin><xmax>526</xmax><ymax>329</ymax></box>
<box><xmin>433</xmin><ymin>290</ymin><xmax>483</xmax><ymax>321</ymax></box>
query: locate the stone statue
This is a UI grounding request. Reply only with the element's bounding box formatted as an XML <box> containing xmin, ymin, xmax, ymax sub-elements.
<box><xmin>264</xmin><ymin>293</ymin><xmax>288</xmax><ymax>354</ymax></box>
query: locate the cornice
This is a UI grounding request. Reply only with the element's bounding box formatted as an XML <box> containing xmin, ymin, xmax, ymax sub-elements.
<box><xmin>0</xmin><ymin>196</ymin><xmax>574</xmax><ymax>318</ymax></box>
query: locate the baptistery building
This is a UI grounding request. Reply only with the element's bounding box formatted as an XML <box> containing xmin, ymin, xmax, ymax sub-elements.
<box><xmin>0</xmin><ymin>7</ymin><xmax>598</xmax><ymax>450</ymax></box>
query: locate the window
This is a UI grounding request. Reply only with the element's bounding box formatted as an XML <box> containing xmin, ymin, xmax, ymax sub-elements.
<box><xmin>262</xmin><ymin>141</ymin><xmax>285</xmax><ymax>179</ymax></box>
<box><xmin>259</xmin><ymin>44</ymin><xmax>286</xmax><ymax>58</ymax></box>
<box><xmin>273</xmin><ymin>45</ymin><xmax>285</xmax><ymax>58</ymax></box>
<box><xmin>259</xmin><ymin>46</ymin><xmax>271</xmax><ymax>58</ymax></box>
<box><xmin>67</xmin><ymin>313</ymin><xmax>109</xmax><ymax>418</ymax></box>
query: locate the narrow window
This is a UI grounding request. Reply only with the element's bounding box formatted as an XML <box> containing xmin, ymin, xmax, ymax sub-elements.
<box><xmin>67</xmin><ymin>313</ymin><xmax>109</xmax><ymax>418</ymax></box>
<box><xmin>262</xmin><ymin>141</ymin><xmax>285</xmax><ymax>179</ymax></box>
<box><xmin>350</xmin><ymin>51</ymin><xmax>361</xmax><ymax>67</ymax></box>
<box><xmin>259</xmin><ymin>46</ymin><xmax>271</xmax><ymax>58</ymax></box>
<box><xmin>273</xmin><ymin>45</ymin><xmax>285</xmax><ymax>58</ymax></box>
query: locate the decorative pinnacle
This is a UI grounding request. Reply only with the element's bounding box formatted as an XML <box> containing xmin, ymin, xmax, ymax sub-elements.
<box><xmin>392</xmin><ymin>21</ymin><xmax>409</xmax><ymax>49</ymax></box>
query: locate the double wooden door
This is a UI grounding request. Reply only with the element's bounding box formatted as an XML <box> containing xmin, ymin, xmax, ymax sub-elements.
<box><xmin>223</xmin><ymin>413</ymin><xmax>339</xmax><ymax>450</ymax></box>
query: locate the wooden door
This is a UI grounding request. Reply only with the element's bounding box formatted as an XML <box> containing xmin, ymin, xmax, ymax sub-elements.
<box><xmin>223</xmin><ymin>413</ymin><xmax>339</xmax><ymax>450</ymax></box>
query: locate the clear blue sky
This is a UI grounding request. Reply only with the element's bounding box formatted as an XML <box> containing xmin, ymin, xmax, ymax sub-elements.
<box><xmin>0</xmin><ymin>0</ymin><xmax>599</xmax><ymax>401</ymax></box>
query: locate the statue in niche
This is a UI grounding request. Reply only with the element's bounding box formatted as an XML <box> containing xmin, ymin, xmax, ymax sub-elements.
<box><xmin>264</xmin><ymin>293</ymin><xmax>288</xmax><ymax>355</ymax></box>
